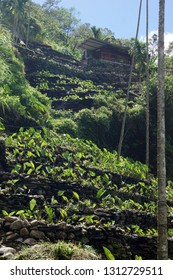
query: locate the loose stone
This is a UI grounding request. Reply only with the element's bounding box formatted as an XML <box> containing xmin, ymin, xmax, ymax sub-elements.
<box><xmin>10</xmin><ymin>220</ymin><xmax>25</xmax><ymax>230</ymax></box>
<box><xmin>30</xmin><ymin>220</ymin><xmax>39</xmax><ymax>227</ymax></box>
<box><xmin>30</xmin><ymin>230</ymin><xmax>46</xmax><ymax>240</ymax></box>
<box><xmin>5</xmin><ymin>216</ymin><xmax>19</xmax><ymax>223</ymax></box>
<box><xmin>0</xmin><ymin>246</ymin><xmax>16</xmax><ymax>255</ymax></box>
<box><xmin>0</xmin><ymin>252</ymin><xmax>14</xmax><ymax>260</ymax></box>
<box><xmin>20</xmin><ymin>227</ymin><xmax>30</xmax><ymax>237</ymax></box>
<box><xmin>23</xmin><ymin>238</ymin><xmax>37</xmax><ymax>246</ymax></box>
<box><xmin>6</xmin><ymin>233</ymin><xmax>19</xmax><ymax>241</ymax></box>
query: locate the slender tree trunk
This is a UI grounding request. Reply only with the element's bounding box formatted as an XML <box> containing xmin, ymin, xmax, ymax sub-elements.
<box><xmin>146</xmin><ymin>0</ymin><xmax>150</xmax><ymax>177</ymax></box>
<box><xmin>13</xmin><ymin>0</ymin><xmax>19</xmax><ymax>42</ymax></box>
<box><xmin>26</xmin><ymin>0</ymin><xmax>32</xmax><ymax>48</ymax></box>
<box><xmin>157</xmin><ymin>0</ymin><xmax>168</xmax><ymax>260</ymax></box>
<box><xmin>117</xmin><ymin>55</ymin><xmax>135</xmax><ymax>160</ymax></box>
<box><xmin>117</xmin><ymin>0</ymin><xmax>143</xmax><ymax>160</ymax></box>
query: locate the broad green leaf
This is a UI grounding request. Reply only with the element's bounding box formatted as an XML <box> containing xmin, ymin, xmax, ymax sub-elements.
<box><xmin>60</xmin><ymin>208</ymin><xmax>67</xmax><ymax>218</ymax></box>
<box><xmin>42</xmin><ymin>170</ymin><xmax>47</xmax><ymax>176</ymax></box>
<box><xmin>96</xmin><ymin>187</ymin><xmax>106</xmax><ymax>199</ymax></box>
<box><xmin>27</xmin><ymin>151</ymin><xmax>35</xmax><ymax>158</ymax></box>
<box><xmin>57</xmin><ymin>190</ymin><xmax>65</xmax><ymax>196</ymax></box>
<box><xmin>28</xmin><ymin>139</ymin><xmax>35</xmax><ymax>147</ymax></box>
<box><xmin>45</xmin><ymin>206</ymin><xmax>54</xmax><ymax>221</ymax></box>
<box><xmin>36</xmin><ymin>164</ymin><xmax>42</xmax><ymax>172</ymax></box>
<box><xmin>85</xmin><ymin>215</ymin><xmax>94</xmax><ymax>223</ymax></box>
<box><xmin>30</xmin><ymin>161</ymin><xmax>35</xmax><ymax>169</ymax></box>
<box><xmin>41</xmin><ymin>141</ymin><xmax>47</xmax><ymax>147</ymax></box>
<box><xmin>2</xmin><ymin>210</ymin><xmax>9</xmax><ymax>216</ymax></box>
<box><xmin>27</xmin><ymin>168</ymin><xmax>33</xmax><ymax>175</ymax></box>
<box><xmin>103</xmin><ymin>246</ymin><xmax>115</xmax><ymax>260</ymax></box>
<box><xmin>62</xmin><ymin>195</ymin><xmax>69</xmax><ymax>203</ymax></box>
<box><xmin>16</xmin><ymin>210</ymin><xmax>25</xmax><ymax>215</ymax></box>
<box><xmin>62</xmin><ymin>151</ymin><xmax>72</xmax><ymax>161</ymax></box>
<box><xmin>102</xmin><ymin>174</ymin><xmax>110</xmax><ymax>184</ymax></box>
<box><xmin>73</xmin><ymin>191</ymin><xmax>79</xmax><ymax>200</ymax></box>
<box><xmin>36</xmin><ymin>150</ymin><xmax>40</xmax><ymax>157</ymax></box>
<box><xmin>9</xmin><ymin>211</ymin><xmax>16</xmax><ymax>216</ymax></box>
<box><xmin>79</xmin><ymin>217</ymin><xmax>85</xmax><ymax>222</ymax></box>
<box><xmin>2</xmin><ymin>210</ymin><xmax>15</xmax><ymax>216</ymax></box>
<box><xmin>135</xmin><ymin>255</ymin><xmax>143</xmax><ymax>260</ymax></box>
<box><xmin>29</xmin><ymin>198</ymin><xmax>37</xmax><ymax>211</ymax></box>
<box><xmin>11</xmin><ymin>179</ymin><xmax>19</xmax><ymax>184</ymax></box>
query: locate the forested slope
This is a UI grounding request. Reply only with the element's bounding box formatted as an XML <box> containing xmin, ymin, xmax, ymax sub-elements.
<box><xmin>1</xmin><ymin>1</ymin><xmax>173</xmax><ymax>260</ymax></box>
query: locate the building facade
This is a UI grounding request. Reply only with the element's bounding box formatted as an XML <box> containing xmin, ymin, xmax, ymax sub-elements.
<box><xmin>79</xmin><ymin>38</ymin><xmax>131</xmax><ymax>65</ymax></box>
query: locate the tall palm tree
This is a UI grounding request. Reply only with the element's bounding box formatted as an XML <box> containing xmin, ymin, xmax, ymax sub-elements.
<box><xmin>157</xmin><ymin>0</ymin><xmax>168</xmax><ymax>260</ymax></box>
<box><xmin>146</xmin><ymin>0</ymin><xmax>150</xmax><ymax>177</ymax></box>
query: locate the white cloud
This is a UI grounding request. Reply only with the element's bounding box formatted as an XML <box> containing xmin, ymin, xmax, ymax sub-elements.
<box><xmin>164</xmin><ymin>32</ymin><xmax>173</xmax><ymax>50</ymax></box>
<box><xmin>140</xmin><ymin>30</ymin><xmax>173</xmax><ymax>50</ymax></box>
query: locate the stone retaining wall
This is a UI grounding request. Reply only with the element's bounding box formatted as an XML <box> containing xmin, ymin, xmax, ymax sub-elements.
<box><xmin>1</xmin><ymin>216</ymin><xmax>173</xmax><ymax>260</ymax></box>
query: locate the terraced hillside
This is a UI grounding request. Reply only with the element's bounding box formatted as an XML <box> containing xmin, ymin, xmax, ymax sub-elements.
<box><xmin>0</xmin><ymin>42</ymin><xmax>173</xmax><ymax>260</ymax></box>
<box><xmin>1</xmin><ymin>128</ymin><xmax>173</xmax><ymax>260</ymax></box>
<box><xmin>16</xmin><ymin>42</ymin><xmax>145</xmax><ymax>158</ymax></box>
<box><xmin>17</xmin><ymin>42</ymin><xmax>136</xmax><ymax>111</ymax></box>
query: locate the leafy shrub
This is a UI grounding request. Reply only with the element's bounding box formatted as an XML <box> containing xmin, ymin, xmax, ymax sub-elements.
<box><xmin>0</xmin><ymin>25</ymin><xmax>52</xmax><ymax>129</ymax></box>
<box><xmin>76</xmin><ymin>106</ymin><xmax>112</xmax><ymax>147</ymax></box>
<box><xmin>54</xmin><ymin>118</ymin><xmax>77</xmax><ymax>137</ymax></box>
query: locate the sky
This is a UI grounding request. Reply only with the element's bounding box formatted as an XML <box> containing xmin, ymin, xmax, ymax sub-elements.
<box><xmin>33</xmin><ymin>0</ymin><xmax>173</xmax><ymax>48</ymax></box>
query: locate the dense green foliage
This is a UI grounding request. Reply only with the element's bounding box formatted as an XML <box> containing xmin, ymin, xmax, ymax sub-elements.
<box><xmin>2</xmin><ymin>127</ymin><xmax>173</xmax><ymax>234</ymax></box>
<box><xmin>1</xmin><ymin>0</ymin><xmax>173</xmax><ymax>260</ymax></box>
<box><xmin>0</xmin><ymin>26</ymin><xmax>51</xmax><ymax>129</ymax></box>
<box><xmin>6</xmin><ymin>128</ymin><xmax>148</xmax><ymax>181</ymax></box>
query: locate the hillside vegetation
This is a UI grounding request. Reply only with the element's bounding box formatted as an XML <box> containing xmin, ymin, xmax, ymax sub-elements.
<box><xmin>1</xmin><ymin>1</ymin><xmax>173</xmax><ymax>260</ymax></box>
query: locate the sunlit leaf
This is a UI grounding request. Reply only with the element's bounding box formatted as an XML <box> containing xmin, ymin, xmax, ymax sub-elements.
<box><xmin>73</xmin><ymin>191</ymin><xmax>79</xmax><ymax>200</ymax></box>
<box><xmin>103</xmin><ymin>246</ymin><xmax>115</xmax><ymax>260</ymax></box>
<box><xmin>58</xmin><ymin>190</ymin><xmax>65</xmax><ymax>196</ymax></box>
<box><xmin>96</xmin><ymin>187</ymin><xmax>106</xmax><ymax>199</ymax></box>
<box><xmin>29</xmin><ymin>198</ymin><xmax>37</xmax><ymax>211</ymax></box>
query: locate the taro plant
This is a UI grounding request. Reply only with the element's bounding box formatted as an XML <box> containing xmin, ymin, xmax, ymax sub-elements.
<box><xmin>121</xmin><ymin>199</ymin><xmax>143</xmax><ymax>211</ymax></box>
<box><xmin>100</xmin><ymin>194</ymin><xmax>121</xmax><ymax>209</ymax></box>
<box><xmin>2</xmin><ymin>210</ymin><xmax>16</xmax><ymax>217</ymax></box>
<box><xmin>127</xmin><ymin>225</ymin><xmax>145</xmax><ymax>236</ymax></box>
<box><xmin>79</xmin><ymin>215</ymin><xmax>99</xmax><ymax>225</ymax></box>
<box><xmin>45</xmin><ymin>205</ymin><xmax>54</xmax><ymax>223</ymax></box>
<box><xmin>2</xmin><ymin>199</ymin><xmax>41</xmax><ymax>219</ymax></box>
<box><xmin>15</xmin><ymin>198</ymin><xmax>42</xmax><ymax>220</ymax></box>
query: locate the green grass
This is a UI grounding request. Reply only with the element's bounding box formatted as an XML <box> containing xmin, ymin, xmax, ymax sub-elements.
<box><xmin>12</xmin><ymin>241</ymin><xmax>101</xmax><ymax>260</ymax></box>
